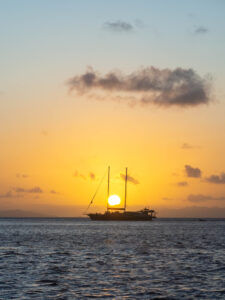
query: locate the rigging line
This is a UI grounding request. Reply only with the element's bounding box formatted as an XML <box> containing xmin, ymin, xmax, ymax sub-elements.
<box><xmin>83</xmin><ymin>169</ymin><xmax>107</xmax><ymax>214</ymax></box>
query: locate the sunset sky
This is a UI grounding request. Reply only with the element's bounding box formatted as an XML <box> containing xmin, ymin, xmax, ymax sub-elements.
<box><xmin>1</xmin><ymin>0</ymin><xmax>225</xmax><ymax>217</ymax></box>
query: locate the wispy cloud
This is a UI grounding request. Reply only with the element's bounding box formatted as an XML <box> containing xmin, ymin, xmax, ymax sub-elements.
<box><xmin>103</xmin><ymin>20</ymin><xmax>134</xmax><ymax>32</ymax></box>
<box><xmin>74</xmin><ymin>171</ymin><xmax>86</xmax><ymax>180</ymax></box>
<box><xmin>194</xmin><ymin>26</ymin><xmax>209</xmax><ymax>35</ymax></box>
<box><xmin>16</xmin><ymin>173</ymin><xmax>29</xmax><ymax>179</ymax></box>
<box><xmin>187</xmin><ymin>194</ymin><xmax>225</xmax><ymax>203</ymax></box>
<box><xmin>172</xmin><ymin>172</ymin><xmax>179</xmax><ymax>177</ymax></box>
<box><xmin>181</xmin><ymin>143</ymin><xmax>200</xmax><ymax>150</ymax></box>
<box><xmin>134</xmin><ymin>19</ymin><xmax>145</xmax><ymax>29</ymax></box>
<box><xmin>120</xmin><ymin>173</ymin><xmax>139</xmax><ymax>185</ymax></box>
<box><xmin>205</xmin><ymin>173</ymin><xmax>225</xmax><ymax>184</ymax></box>
<box><xmin>40</xmin><ymin>130</ymin><xmax>48</xmax><ymax>136</ymax></box>
<box><xmin>50</xmin><ymin>190</ymin><xmax>60</xmax><ymax>195</ymax></box>
<box><xmin>0</xmin><ymin>190</ymin><xmax>25</xmax><ymax>198</ymax></box>
<box><xmin>74</xmin><ymin>170</ymin><xmax>96</xmax><ymax>181</ymax></box>
<box><xmin>181</xmin><ymin>143</ymin><xmax>193</xmax><ymax>149</ymax></box>
<box><xmin>0</xmin><ymin>191</ymin><xmax>13</xmax><ymax>198</ymax></box>
<box><xmin>177</xmin><ymin>181</ymin><xmax>188</xmax><ymax>187</ymax></box>
<box><xmin>162</xmin><ymin>197</ymin><xmax>173</xmax><ymax>201</ymax></box>
<box><xmin>185</xmin><ymin>165</ymin><xmax>201</xmax><ymax>178</ymax></box>
<box><xmin>68</xmin><ymin>67</ymin><xmax>211</xmax><ymax>108</ymax></box>
<box><xmin>89</xmin><ymin>172</ymin><xmax>96</xmax><ymax>180</ymax></box>
<box><xmin>13</xmin><ymin>186</ymin><xmax>43</xmax><ymax>193</ymax></box>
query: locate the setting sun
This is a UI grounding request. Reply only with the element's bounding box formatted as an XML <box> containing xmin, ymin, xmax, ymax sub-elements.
<box><xmin>108</xmin><ymin>195</ymin><xmax>121</xmax><ymax>206</ymax></box>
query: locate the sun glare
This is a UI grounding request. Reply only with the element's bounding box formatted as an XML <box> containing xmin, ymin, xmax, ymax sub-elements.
<box><xmin>108</xmin><ymin>194</ymin><xmax>121</xmax><ymax>206</ymax></box>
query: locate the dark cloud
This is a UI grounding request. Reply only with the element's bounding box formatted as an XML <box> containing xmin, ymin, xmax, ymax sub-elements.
<box><xmin>205</xmin><ymin>173</ymin><xmax>225</xmax><ymax>184</ymax></box>
<box><xmin>13</xmin><ymin>186</ymin><xmax>43</xmax><ymax>193</ymax></box>
<box><xmin>89</xmin><ymin>172</ymin><xmax>96</xmax><ymax>180</ymax></box>
<box><xmin>120</xmin><ymin>173</ymin><xmax>139</xmax><ymax>185</ymax></box>
<box><xmin>26</xmin><ymin>187</ymin><xmax>43</xmax><ymax>193</ymax></box>
<box><xmin>194</xmin><ymin>26</ymin><xmax>209</xmax><ymax>35</ymax></box>
<box><xmin>185</xmin><ymin>165</ymin><xmax>201</xmax><ymax>178</ymax></box>
<box><xmin>16</xmin><ymin>173</ymin><xmax>29</xmax><ymax>179</ymax></box>
<box><xmin>68</xmin><ymin>67</ymin><xmax>211</xmax><ymax>107</ymax></box>
<box><xmin>177</xmin><ymin>181</ymin><xmax>188</xmax><ymax>187</ymax></box>
<box><xmin>181</xmin><ymin>143</ymin><xmax>193</xmax><ymax>149</ymax></box>
<box><xmin>103</xmin><ymin>21</ymin><xmax>134</xmax><ymax>32</ymax></box>
<box><xmin>187</xmin><ymin>194</ymin><xmax>225</xmax><ymax>203</ymax></box>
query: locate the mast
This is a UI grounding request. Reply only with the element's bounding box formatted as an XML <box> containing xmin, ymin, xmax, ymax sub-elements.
<box><xmin>107</xmin><ymin>166</ymin><xmax>110</xmax><ymax>211</ymax></box>
<box><xmin>124</xmin><ymin>167</ymin><xmax>128</xmax><ymax>211</ymax></box>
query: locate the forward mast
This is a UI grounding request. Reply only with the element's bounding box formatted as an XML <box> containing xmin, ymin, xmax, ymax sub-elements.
<box><xmin>107</xmin><ymin>166</ymin><xmax>127</xmax><ymax>212</ymax></box>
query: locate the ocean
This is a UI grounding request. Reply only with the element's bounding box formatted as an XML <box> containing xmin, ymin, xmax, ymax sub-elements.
<box><xmin>0</xmin><ymin>218</ymin><xmax>225</xmax><ymax>299</ymax></box>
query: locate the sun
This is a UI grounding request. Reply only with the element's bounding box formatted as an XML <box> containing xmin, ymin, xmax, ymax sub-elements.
<box><xmin>108</xmin><ymin>194</ymin><xmax>121</xmax><ymax>206</ymax></box>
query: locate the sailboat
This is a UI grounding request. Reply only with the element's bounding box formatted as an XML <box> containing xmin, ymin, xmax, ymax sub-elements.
<box><xmin>87</xmin><ymin>167</ymin><xmax>156</xmax><ymax>221</ymax></box>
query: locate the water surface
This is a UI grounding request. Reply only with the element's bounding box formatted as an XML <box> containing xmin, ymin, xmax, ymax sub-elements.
<box><xmin>0</xmin><ymin>218</ymin><xmax>225</xmax><ymax>299</ymax></box>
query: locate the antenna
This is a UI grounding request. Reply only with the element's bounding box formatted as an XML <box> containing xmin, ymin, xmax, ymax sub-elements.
<box><xmin>124</xmin><ymin>167</ymin><xmax>128</xmax><ymax>211</ymax></box>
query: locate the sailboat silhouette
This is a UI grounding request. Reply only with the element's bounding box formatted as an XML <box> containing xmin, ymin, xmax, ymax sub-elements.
<box><xmin>87</xmin><ymin>167</ymin><xmax>156</xmax><ymax>221</ymax></box>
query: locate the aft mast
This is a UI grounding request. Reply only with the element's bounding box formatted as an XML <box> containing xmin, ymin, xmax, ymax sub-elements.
<box><xmin>124</xmin><ymin>167</ymin><xmax>128</xmax><ymax>211</ymax></box>
<box><xmin>107</xmin><ymin>166</ymin><xmax>110</xmax><ymax>212</ymax></box>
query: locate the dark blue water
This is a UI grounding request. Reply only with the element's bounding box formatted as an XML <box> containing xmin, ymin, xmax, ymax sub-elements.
<box><xmin>0</xmin><ymin>218</ymin><xmax>225</xmax><ymax>299</ymax></box>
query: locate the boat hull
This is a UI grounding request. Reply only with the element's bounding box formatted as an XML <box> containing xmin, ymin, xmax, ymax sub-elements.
<box><xmin>88</xmin><ymin>211</ymin><xmax>155</xmax><ymax>221</ymax></box>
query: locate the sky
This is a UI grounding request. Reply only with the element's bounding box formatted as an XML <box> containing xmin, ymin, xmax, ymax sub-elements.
<box><xmin>0</xmin><ymin>0</ymin><xmax>225</xmax><ymax>217</ymax></box>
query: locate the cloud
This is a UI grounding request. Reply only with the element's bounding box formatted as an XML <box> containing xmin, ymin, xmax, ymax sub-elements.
<box><xmin>89</xmin><ymin>172</ymin><xmax>96</xmax><ymax>180</ymax></box>
<box><xmin>134</xmin><ymin>19</ymin><xmax>145</xmax><ymax>29</ymax></box>
<box><xmin>205</xmin><ymin>173</ymin><xmax>225</xmax><ymax>184</ymax></box>
<box><xmin>40</xmin><ymin>130</ymin><xmax>48</xmax><ymax>136</ymax></box>
<box><xmin>177</xmin><ymin>181</ymin><xmax>188</xmax><ymax>187</ymax></box>
<box><xmin>16</xmin><ymin>173</ymin><xmax>29</xmax><ymax>179</ymax></box>
<box><xmin>162</xmin><ymin>197</ymin><xmax>173</xmax><ymax>201</ymax></box>
<box><xmin>103</xmin><ymin>21</ymin><xmax>134</xmax><ymax>32</ymax></box>
<box><xmin>0</xmin><ymin>191</ymin><xmax>13</xmax><ymax>198</ymax></box>
<box><xmin>0</xmin><ymin>190</ymin><xmax>24</xmax><ymax>198</ymax></box>
<box><xmin>181</xmin><ymin>143</ymin><xmax>193</xmax><ymax>149</ymax></box>
<box><xmin>120</xmin><ymin>173</ymin><xmax>139</xmax><ymax>185</ymax></box>
<box><xmin>13</xmin><ymin>186</ymin><xmax>43</xmax><ymax>193</ymax></box>
<box><xmin>185</xmin><ymin>165</ymin><xmax>201</xmax><ymax>178</ymax></box>
<box><xmin>187</xmin><ymin>194</ymin><xmax>225</xmax><ymax>203</ymax></box>
<box><xmin>187</xmin><ymin>13</ymin><xmax>195</xmax><ymax>19</ymax></box>
<box><xmin>50</xmin><ymin>190</ymin><xmax>60</xmax><ymax>195</ymax></box>
<box><xmin>74</xmin><ymin>171</ymin><xmax>96</xmax><ymax>181</ymax></box>
<box><xmin>73</xmin><ymin>171</ymin><xmax>86</xmax><ymax>180</ymax></box>
<box><xmin>181</xmin><ymin>143</ymin><xmax>200</xmax><ymax>150</ymax></box>
<box><xmin>29</xmin><ymin>187</ymin><xmax>43</xmax><ymax>193</ymax></box>
<box><xmin>194</xmin><ymin>26</ymin><xmax>209</xmax><ymax>35</ymax></box>
<box><xmin>67</xmin><ymin>67</ymin><xmax>211</xmax><ymax>108</ymax></box>
<box><xmin>172</xmin><ymin>172</ymin><xmax>179</xmax><ymax>176</ymax></box>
